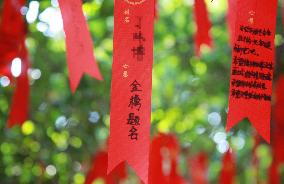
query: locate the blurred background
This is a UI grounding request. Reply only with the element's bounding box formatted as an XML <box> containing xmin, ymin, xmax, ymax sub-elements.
<box><xmin>0</xmin><ymin>0</ymin><xmax>284</xmax><ymax>183</ymax></box>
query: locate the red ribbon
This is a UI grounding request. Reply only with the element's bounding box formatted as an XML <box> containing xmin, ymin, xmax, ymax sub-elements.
<box><xmin>269</xmin><ymin>76</ymin><xmax>284</xmax><ymax>184</ymax></box>
<box><xmin>193</xmin><ymin>0</ymin><xmax>213</xmax><ymax>56</ymax></box>
<box><xmin>227</xmin><ymin>0</ymin><xmax>237</xmax><ymax>45</ymax></box>
<box><xmin>7</xmin><ymin>45</ymin><xmax>30</xmax><ymax>128</ymax></box>
<box><xmin>154</xmin><ymin>0</ymin><xmax>159</xmax><ymax>20</ymax></box>
<box><xmin>219</xmin><ymin>151</ymin><xmax>236</xmax><ymax>184</ymax></box>
<box><xmin>188</xmin><ymin>153</ymin><xmax>209</xmax><ymax>184</ymax></box>
<box><xmin>273</xmin><ymin>80</ymin><xmax>284</xmax><ymax>163</ymax></box>
<box><xmin>0</xmin><ymin>0</ymin><xmax>30</xmax><ymax>127</ymax></box>
<box><xmin>226</xmin><ymin>0</ymin><xmax>278</xmax><ymax>143</ymax></box>
<box><xmin>269</xmin><ymin>162</ymin><xmax>281</xmax><ymax>184</ymax></box>
<box><xmin>252</xmin><ymin>135</ymin><xmax>261</xmax><ymax>167</ymax></box>
<box><xmin>147</xmin><ymin>133</ymin><xmax>185</xmax><ymax>184</ymax></box>
<box><xmin>58</xmin><ymin>0</ymin><xmax>102</xmax><ymax>93</ymax></box>
<box><xmin>85</xmin><ymin>151</ymin><xmax>127</xmax><ymax>184</ymax></box>
<box><xmin>108</xmin><ymin>1</ymin><xmax>154</xmax><ymax>183</ymax></box>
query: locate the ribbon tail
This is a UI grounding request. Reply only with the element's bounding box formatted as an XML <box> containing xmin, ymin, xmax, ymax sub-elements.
<box><xmin>227</xmin><ymin>102</ymin><xmax>271</xmax><ymax>143</ymax></box>
<box><xmin>58</xmin><ymin>0</ymin><xmax>103</xmax><ymax>93</ymax></box>
<box><xmin>7</xmin><ymin>69</ymin><xmax>29</xmax><ymax>127</ymax></box>
<box><xmin>126</xmin><ymin>158</ymin><xmax>149</xmax><ymax>184</ymax></box>
<box><xmin>68</xmin><ymin>55</ymin><xmax>103</xmax><ymax>93</ymax></box>
<box><xmin>248</xmin><ymin>111</ymin><xmax>270</xmax><ymax>143</ymax></box>
<box><xmin>107</xmin><ymin>146</ymin><xmax>149</xmax><ymax>184</ymax></box>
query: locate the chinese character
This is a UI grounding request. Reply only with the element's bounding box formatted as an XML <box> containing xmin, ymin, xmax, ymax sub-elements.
<box><xmin>131</xmin><ymin>44</ymin><xmax>145</xmax><ymax>61</ymax></box>
<box><xmin>135</xmin><ymin>17</ymin><xmax>142</xmax><ymax>29</ymax></box>
<box><xmin>129</xmin><ymin>94</ymin><xmax>142</xmax><ymax>110</ymax></box>
<box><xmin>128</xmin><ymin>126</ymin><xmax>138</xmax><ymax>140</ymax></box>
<box><xmin>124</xmin><ymin>9</ymin><xmax>130</xmax><ymax>15</ymax></box>
<box><xmin>248</xmin><ymin>11</ymin><xmax>255</xmax><ymax>24</ymax></box>
<box><xmin>123</xmin><ymin>71</ymin><xmax>128</xmax><ymax>78</ymax></box>
<box><xmin>123</xmin><ymin>64</ymin><xmax>129</xmax><ymax>78</ymax></box>
<box><xmin>130</xmin><ymin>80</ymin><xmax>142</xmax><ymax>92</ymax></box>
<box><xmin>124</xmin><ymin>9</ymin><xmax>130</xmax><ymax>23</ymax></box>
<box><xmin>133</xmin><ymin>31</ymin><xmax>145</xmax><ymax>42</ymax></box>
<box><xmin>123</xmin><ymin>64</ymin><xmax>129</xmax><ymax>69</ymax></box>
<box><xmin>127</xmin><ymin>113</ymin><xmax>140</xmax><ymax>125</ymax></box>
<box><xmin>125</xmin><ymin>17</ymin><xmax>130</xmax><ymax>23</ymax></box>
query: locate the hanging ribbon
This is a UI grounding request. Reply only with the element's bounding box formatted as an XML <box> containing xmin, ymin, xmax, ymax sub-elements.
<box><xmin>269</xmin><ymin>162</ymin><xmax>280</xmax><ymax>184</ymax></box>
<box><xmin>108</xmin><ymin>0</ymin><xmax>154</xmax><ymax>183</ymax></box>
<box><xmin>188</xmin><ymin>153</ymin><xmax>209</xmax><ymax>184</ymax></box>
<box><xmin>146</xmin><ymin>133</ymin><xmax>185</xmax><ymax>184</ymax></box>
<box><xmin>193</xmin><ymin>0</ymin><xmax>213</xmax><ymax>56</ymax></box>
<box><xmin>0</xmin><ymin>0</ymin><xmax>27</xmax><ymax>69</ymax></box>
<box><xmin>269</xmin><ymin>76</ymin><xmax>284</xmax><ymax>184</ymax></box>
<box><xmin>154</xmin><ymin>0</ymin><xmax>159</xmax><ymax>20</ymax></box>
<box><xmin>226</xmin><ymin>0</ymin><xmax>278</xmax><ymax>143</ymax></box>
<box><xmin>58</xmin><ymin>0</ymin><xmax>102</xmax><ymax>93</ymax></box>
<box><xmin>251</xmin><ymin>135</ymin><xmax>262</xmax><ymax>183</ymax></box>
<box><xmin>219</xmin><ymin>151</ymin><xmax>236</xmax><ymax>184</ymax></box>
<box><xmin>7</xmin><ymin>45</ymin><xmax>30</xmax><ymax>128</ymax></box>
<box><xmin>85</xmin><ymin>151</ymin><xmax>127</xmax><ymax>184</ymax></box>
<box><xmin>226</xmin><ymin>0</ymin><xmax>237</xmax><ymax>45</ymax></box>
<box><xmin>0</xmin><ymin>0</ymin><xmax>30</xmax><ymax>127</ymax></box>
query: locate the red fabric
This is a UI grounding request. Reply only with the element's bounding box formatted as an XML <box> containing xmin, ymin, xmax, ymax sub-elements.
<box><xmin>269</xmin><ymin>76</ymin><xmax>284</xmax><ymax>184</ymax></box>
<box><xmin>7</xmin><ymin>45</ymin><xmax>30</xmax><ymax>127</ymax></box>
<box><xmin>147</xmin><ymin>133</ymin><xmax>185</xmax><ymax>184</ymax></box>
<box><xmin>154</xmin><ymin>0</ymin><xmax>159</xmax><ymax>20</ymax></box>
<box><xmin>252</xmin><ymin>135</ymin><xmax>261</xmax><ymax>166</ymax></box>
<box><xmin>85</xmin><ymin>151</ymin><xmax>127</xmax><ymax>184</ymax></box>
<box><xmin>219</xmin><ymin>151</ymin><xmax>236</xmax><ymax>184</ymax></box>
<box><xmin>0</xmin><ymin>0</ymin><xmax>30</xmax><ymax>127</ymax></box>
<box><xmin>0</xmin><ymin>0</ymin><xmax>26</xmax><ymax>41</ymax></box>
<box><xmin>274</xmin><ymin>76</ymin><xmax>284</xmax><ymax>129</ymax></box>
<box><xmin>108</xmin><ymin>1</ymin><xmax>154</xmax><ymax>184</ymax></box>
<box><xmin>193</xmin><ymin>0</ymin><xmax>213</xmax><ymax>56</ymax></box>
<box><xmin>58</xmin><ymin>0</ymin><xmax>102</xmax><ymax>93</ymax></box>
<box><xmin>226</xmin><ymin>0</ymin><xmax>278</xmax><ymax>143</ymax></box>
<box><xmin>269</xmin><ymin>161</ymin><xmax>280</xmax><ymax>184</ymax></box>
<box><xmin>251</xmin><ymin>135</ymin><xmax>262</xmax><ymax>184</ymax></box>
<box><xmin>188</xmin><ymin>153</ymin><xmax>209</xmax><ymax>184</ymax></box>
<box><xmin>0</xmin><ymin>0</ymin><xmax>27</xmax><ymax>65</ymax></box>
<box><xmin>227</xmin><ymin>0</ymin><xmax>237</xmax><ymax>45</ymax></box>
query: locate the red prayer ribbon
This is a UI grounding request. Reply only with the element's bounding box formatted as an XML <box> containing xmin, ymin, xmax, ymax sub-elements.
<box><xmin>193</xmin><ymin>0</ymin><xmax>213</xmax><ymax>56</ymax></box>
<box><xmin>227</xmin><ymin>0</ymin><xmax>237</xmax><ymax>45</ymax></box>
<box><xmin>147</xmin><ymin>133</ymin><xmax>185</xmax><ymax>184</ymax></box>
<box><xmin>58</xmin><ymin>0</ymin><xmax>102</xmax><ymax>93</ymax></box>
<box><xmin>219</xmin><ymin>151</ymin><xmax>236</xmax><ymax>184</ymax></box>
<box><xmin>226</xmin><ymin>0</ymin><xmax>278</xmax><ymax>143</ymax></box>
<box><xmin>85</xmin><ymin>151</ymin><xmax>127</xmax><ymax>184</ymax></box>
<box><xmin>108</xmin><ymin>0</ymin><xmax>154</xmax><ymax>183</ymax></box>
<box><xmin>0</xmin><ymin>0</ymin><xmax>30</xmax><ymax>127</ymax></box>
<box><xmin>154</xmin><ymin>0</ymin><xmax>159</xmax><ymax>20</ymax></box>
<box><xmin>188</xmin><ymin>153</ymin><xmax>209</xmax><ymax>184</ymax></box>
<box><xmin>7</xmin><ymin>46</ymin><xmax>30</xmax><ymax>127</ymax></box>
<box><xmin>269</xmin><ymin>76</ymin><xmax>284</xmax><ymax>184</ymax></box>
